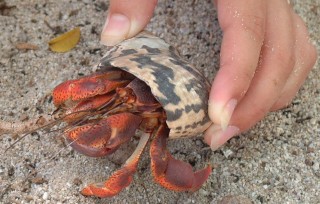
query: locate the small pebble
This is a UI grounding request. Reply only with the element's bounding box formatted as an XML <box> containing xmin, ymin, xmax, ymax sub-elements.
<box><xmin>7</xmin><ymin>166</ymin><xmax>15</xmax><ymax>177</ymax></box>
<box><xmin>73</xmin><ymin>178</ymin><xmax>83</xmax><ymax>186</ymax></box>
<box><xmin>222</xmin><ymin>149</ymin><xmax>234</xmax><ymax>158</ymax></box>
<box><xmin>306</xmin><ymin>147</ymin><xmax>315</xmax><ymax>153</ymax></box>
<box><xmin>312</xmin><ymin>162</ymin><xmax>319</xmax><ymax>171</ymax></box>
<box><xmin>42</xmin><ymin>192</ymin><xmax>48</xmax><ymax>200</ymax></box>
<box><xmin>305</xmin><ymin>158</ymin><xmax>314</xmax><ymax>166</ymax></box>
<box><xmin>199</xmin><ymin>189</ymin><xmax>209</xmax><ymax>196</ymax></box>
<box><xmin>32</xmin><ymin>176</ymin><xmax>47</xmax><ymax>184</ymax></box>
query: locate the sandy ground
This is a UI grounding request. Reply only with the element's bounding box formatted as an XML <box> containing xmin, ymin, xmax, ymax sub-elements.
<box><xmin>0</xmin><ymin>0</ymin><xmax>319</xmax><ymax>203</ymax></box>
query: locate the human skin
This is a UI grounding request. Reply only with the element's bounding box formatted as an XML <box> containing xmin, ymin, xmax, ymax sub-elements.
<box><xmin>100</xmin><ymin>0</ymin><xmax>317</xmax><ymax>150</ymax></box>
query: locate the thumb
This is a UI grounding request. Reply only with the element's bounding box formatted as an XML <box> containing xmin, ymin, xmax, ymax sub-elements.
<box><xmin>101</xmin><ymin>0</ymin><xmax>157</xmax><ymax>46</ymax></box>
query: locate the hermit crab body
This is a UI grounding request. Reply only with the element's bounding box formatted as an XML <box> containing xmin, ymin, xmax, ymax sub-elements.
<box><xmin>53</xmin><ymin>31</ymin><xmax>212</xmax><ymax>197</ymax></box>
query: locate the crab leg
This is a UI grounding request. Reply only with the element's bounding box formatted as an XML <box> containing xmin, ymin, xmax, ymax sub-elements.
<box><xmin>150</xmin><ymin>124</ymin><xmax>211</xmax><ymax>192</ymax></box>
<box><xmin>81</xmin><ymin>132</ymin><xmax>150</xmax><ymax>197</ymax></box>
<box><xmin>64</xmin><ymin>93</ymin><xmax>115</xmax><ymax>122</ymax></box>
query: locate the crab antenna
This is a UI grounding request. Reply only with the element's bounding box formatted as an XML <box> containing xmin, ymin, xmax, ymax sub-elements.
<box><xmin>2</xmin><ymin>115</ymin><xmax>58</xmax><ymax>153</ymax></box>
<box><xmin>2</xmin><ymin>108</ymin><xmax>96</xmax><ymax>153</ymax></box>
<box><xmin>46</xmin><ymin>135</ymin><xmax>79</xmax><ymax>162</ymax></box>
<box><xmin>96</xmin><ymin>95</ymin><xmax>118</xmax><ymax>111</ymax></box>
<box><xmin>46</xmin><ymin>111</ymin><xmax>92</xmax><ymax>134</ymax></box>
<box><xmin>7</xmin><ymin>117</ymin><xmax>100</xmax><ymax>183</ymax></box>
<box><xmin>46</xmin><ymin>118</ymin><xmax>100</xmax><ymax>162</ymax></box>
<box><xmin>48</xmin><ymin>93</ymin><xmax>123</xmax><ymax>135</ymax></box>
<box><xmin>9</xmin><ymin>119</ymin><xmax>97</xmax><ymax>184</ymax></box>
<box><xmin>47</xmin><ymin>113</ymin><xmax>111</xmax><ymax>162</ymax></box>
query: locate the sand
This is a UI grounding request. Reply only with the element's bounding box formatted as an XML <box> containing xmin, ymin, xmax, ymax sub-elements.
<box><xmin>0</xmin><ymin>0</ymin><xmax>319</xmax><ymax>203</ymax></box>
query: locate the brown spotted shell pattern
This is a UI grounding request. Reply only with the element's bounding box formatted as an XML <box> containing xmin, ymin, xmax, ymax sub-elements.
<box><xmin>98</xmin><ymin>31</ymin><xmax>212</xmax><ymax>139</ymax></box>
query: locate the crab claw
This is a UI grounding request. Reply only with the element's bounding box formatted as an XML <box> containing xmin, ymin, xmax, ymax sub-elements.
<box><xmin>81</xmin><ymin>131</ymin><xmax>150</xmax><ymax>197</ymax></box>
<box><xmin>52</xmin><ymin>70</ymin><xmax>132</xmax><ymax>108</ymax></box>
<box><xmin>150</xmin><ymin>124</ymin><xmax>211</xmax><ymax>192</ymax></box>
<box><xmin>66</xmin><ymin>112</ymin><xmax>142</xmax><ymax>157</ymax></box>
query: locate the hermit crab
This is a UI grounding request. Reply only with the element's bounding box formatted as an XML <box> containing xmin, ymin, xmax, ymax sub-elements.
<box><xmin>51</xmin><ymin>31</ymin><xmax>212</xmax><ymax>197</ymax></box>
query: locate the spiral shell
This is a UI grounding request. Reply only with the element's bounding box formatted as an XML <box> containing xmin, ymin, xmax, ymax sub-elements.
<box><xmin>98</xmin><ymin>31</ymin><xmax>211</xmax><ymax>138</ymax></box>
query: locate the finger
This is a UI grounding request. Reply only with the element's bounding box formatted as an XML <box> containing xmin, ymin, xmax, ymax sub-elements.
<box><xmin>230</xmin><ymin>0</ymin><xmax>295</xmax><ymax>131</ymax></box>
<box><xmin>204</xmin><ymin>124</ymin><xmax>239</xmax><ymax>151</ymax></box>
<box><xmin>205</xmin><ymin>0</ymin><xmax>297</xmax><ymax>150</ymax></box>
<box><xmin>208</xmin><ymin>0</ymin><xmax>267</xmax><ymax>130</ymax></box>
<box><xmin>271</xmin><ymin>13</ymin><xmax>317</xmax><ymax>110</ymax></box>
<box><xmin>101</xmin><ymin>0</ymin><xmax>157</xmax><ymax>46</ymax></box>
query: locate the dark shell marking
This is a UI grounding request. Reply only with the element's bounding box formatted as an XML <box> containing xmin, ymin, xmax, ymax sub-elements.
<box><xmin>98</xmin><ymin>31</ymin><xmax>211</xmax><ymax>138</ymax></box>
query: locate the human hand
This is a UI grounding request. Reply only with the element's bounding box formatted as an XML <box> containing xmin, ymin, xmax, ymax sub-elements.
<box><xmin>204</xmin><ymin>0</ymin><xmax>317</xmax><ymax>150</ymax></box>
<box><xmin>100</xmin><ymin>0</ymin><xmax>317</xmax><ymax>150</ymax></box>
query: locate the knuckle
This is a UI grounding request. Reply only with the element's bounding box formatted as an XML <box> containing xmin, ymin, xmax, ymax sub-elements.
<box><xmin>293</xmin><ymin>13</ymin><xmax>317</xmax><ymax>68</ymax></box>
<box><xmin>307</xmin><ymin>44</ymin><xmax>317</xmax><ymax>68</ymax></box>
<box><xmin>274</xmin><ymin>48</ymin><xmax>296</xmax><ymax>71</ymax></box>
<box><xmin>241</xmin><ymin>14</ymin><xmax>266</xmax><ymax>43</ymax></box>
<box><xmin>295</xmin><ymin>40</ymin><xmax>317</xmax><ymax>72</ymax></box>
<box><xmin>219</xmin><ymin>10</ymin><xmax>266</xmax><ymax>43</ymax></box>
<box><xmin>264</xmin><ymin>41</ymin><xmax>295</xmax><ymax>72</ymax></box>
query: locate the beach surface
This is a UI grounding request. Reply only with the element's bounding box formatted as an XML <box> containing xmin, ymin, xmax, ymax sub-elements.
<box><xmin>0</xmin><ymin>0</ymin><xmax>319</xmax><ymax>203</ymax></box>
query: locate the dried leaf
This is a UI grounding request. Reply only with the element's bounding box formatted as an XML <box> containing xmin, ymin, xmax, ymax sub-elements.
<box><xmin>48</xmin><ymin>27</ymin><xmax>80</xmax><ymax>52</ymax></box>
<box><xmin>15</xmin><ymin>42</ymin><xmax>38</xmax><ymax>50</ymax></box>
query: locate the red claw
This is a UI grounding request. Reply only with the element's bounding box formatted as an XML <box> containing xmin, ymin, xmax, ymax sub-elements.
<box><xmin>66</xmin><ymin>112</ymin><xmax>142</xmax><ymax>157</ymax></box>
<box><xmin>52</xmin><ymin>70</ymin><xmax>132</xmax><ymax>108</ymax></box>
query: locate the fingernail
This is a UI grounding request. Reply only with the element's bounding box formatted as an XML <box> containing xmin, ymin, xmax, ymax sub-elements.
<box><xmin>204</xmin><ymin>125</ymin><xmax>240</xmax><ymax>151</ymax></box>
<box><xmin>101</xmin><ymin>13</ymin><xmax>130</xmax><ymax>46</ymax></box>
<box><xmin>209</xmin><ymin>99</ymin><xmax>237</xmax><ymax>130</ymax></box>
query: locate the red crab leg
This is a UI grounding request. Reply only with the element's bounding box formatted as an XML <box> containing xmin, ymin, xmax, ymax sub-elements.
<box><xmin>81</xmin><ymin>131</ymin><xmax>150</xmax><ymax>197</ymax></box>
<box><xmin>150</xmin><ymin>124</ymin><xmax>211</xmax><ymax>192</ymax></box>
<box><xmin>66</xmin><ymin>112</ymin><xmax>142</xmax><ymax>157</ymax></box>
